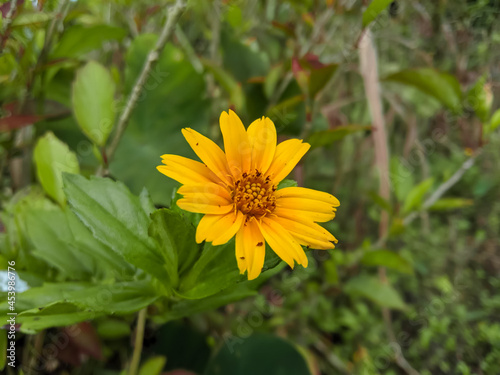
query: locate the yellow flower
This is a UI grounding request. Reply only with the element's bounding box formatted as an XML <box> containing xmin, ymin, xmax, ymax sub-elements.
<box><xmin>157</xmin><ymin>110</ymin><xmax>339</xmax><ymax>280</ymax></box>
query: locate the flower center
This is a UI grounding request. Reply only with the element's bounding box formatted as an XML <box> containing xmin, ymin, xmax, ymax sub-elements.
<box><xmin>232</xmin><ymin>170</ymin><xmax>277</xmax><ymax>217</ymax></box>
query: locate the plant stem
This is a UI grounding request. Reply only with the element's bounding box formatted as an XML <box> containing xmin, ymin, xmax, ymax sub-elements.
<box><xmin>359</xmin><ymin>30</ymin><xmax>420</xmax><ymax>375</ymax></box>
<box><xmin>105</xmin><ymin>0</ymin><xmax>186</xmax><ymax>166</ymax></box>
<box><xmin>128</xmin><ymin>308</ymin><xmax>147</xmax><ymax>375</ymax></box>
<box><xmin>403</xmin><ymin>154</ymin><xmax>477</xmax><ymax>226</ymax></box>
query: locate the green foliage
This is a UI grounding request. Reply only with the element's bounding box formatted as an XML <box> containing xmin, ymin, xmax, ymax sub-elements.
<box><xmin>362</xmin><ymin>0</ymin><xmax>393</xmax><ymax>27</ymax></box>
<box><xmin>403</xmin><ymin>177</ymin><xmax>434</xmax><ymax>214</ymax></box>
<box><xmin>384</xmin><ymin>68</ymin><xmax>463</xmax><ymax>113</ymax></box>
<box><xmin>33</xmin><ymin>132</ymin><xmax>80</xmax><ymax>206</ymax></box>
<box><xmin>63</xmin><ymin>174</ymin><xmax>177</xmax><ymax>293</ymax></box>
<box><xmin>109</xmin><ymin>34</ymin><xmax>210</xmax><ymax>205</ymax></box>
<box><xmin>72</xmin><ymin>61</ymin><xmax>116</xmax><ymax>146</ymax></box>
<box><xmin>344</xmin><ymin>274</ymin><xmax>407</xmax><ymax>310</ymax></box>
<box><xmin>51</xmin><ymin>25</ymin><xmax>126</xmax><ymax>59</ymax></box>
<box><xmin>139</xmin><ymin>356</ymin><xmax>167</xmax><ymax>375</ymax></box>
<box><xmin>202</xmin><ymin>58</ymin><xmax>246</xmax><ymax>111</ymax></box>
<box><xmin>307</xmin><ymin>125</ymin><xmax>371</xmax><ymax>149</ymax></box>
<box><xmin>204</xmin><ymin>334</ymin><xmax>312</xmax><ymax>375</ymax></box>
<box><xmin>361</xmin><ymin>249</ymin><xmax>414</xmax><ymax>274</ymax></box>
<box><xmin>467</xmin><ymin>74</ymin><xmax>492</xmax><ymax>123</ymax></box>
<box><xmin>0</xmin><ymin>0</ymin><xmax>499</xmax><ymax>373</ymax></box>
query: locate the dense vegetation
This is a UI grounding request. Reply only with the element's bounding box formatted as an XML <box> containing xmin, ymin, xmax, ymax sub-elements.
<box><xmin>1</xmin><ymin>0</ymin><xmax>499</xmax><ymax>374</ymax></box>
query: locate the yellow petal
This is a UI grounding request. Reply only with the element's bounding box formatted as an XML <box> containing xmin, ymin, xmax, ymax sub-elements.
<box><xmin>157</xmin><ymin>155</ymin><xmax>222</xmax><ymax>185</ymax></box>
<box><xmin>235</xmin><ymin>228</ymin><xmax>247</xmax><ymax>274</ymax></box>
<box><xmin>196</xmin><ymin>214</ymin><xmax>221</xmax><ymax>243</ymax></box>
<box><xmin>176</xmin><ymin>199</ymin><xmax>232</xmax><ymax>215</ymax></box>
<box><xmin>219</xmin><ymin>110</ymin><xmax>251</xmax><ymax>177</ymax></box>
<box><xmin>273</xmin><ymin>207</ymin><xmax>335</xmax><ymax>223</ymax></box>
<box><xmin>257</xmin><ymin>217</ymin><xmax>308</xmax><ymax>268</ymax></box>
<box><xmin>247</xmin><ymin>116</ymin><xmax>277</xmax><ymax>173</ymax></box>
<box><xmin>196</xmin><ymin>210</ymin><xmax>244</xmax><ymax>246</ymax></box>
<box><xmin>212</xmin><ymin>210</ymin><xmax>245</xmax><ymax>246</ymax></box>
<box><xmin>182</xmin><ymin>128</ymin><xmax>232</xmax><ymax>185</ymax></box>
<box><xmin>236</xmin><ymin>219</ymin><xmax>266</xmax><ymax>279</ymax></box>
<box><xmin>272</xmin><ymin>216</ymin><xmax>336</xmax><ymax>250</ymax></box>
<box><xmin>266</xmin><ymin>139</ymin><xmax>310</xmax><ymax>183</ymax></box>
<box><xmin>178</xmin><ymin>183</ymin><xmax>232</xmax><ymax>202</ymax></box>
<box><xmin>275</xmin><ymin>187</ymin><xmax>340</xmax><ymax>207</ymax></box>
<box><xmin>275</xmin><ymin>196</ymin><xmax>337</xmax><ymax>222</ymax></box>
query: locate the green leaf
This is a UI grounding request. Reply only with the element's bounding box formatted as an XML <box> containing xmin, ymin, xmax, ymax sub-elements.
<box><xmin>0</xmin><ymin>328</ymin><xmax>6</xmax><ymax>371</ymax></box>
<box><xmin>309</xmin><ymin>63</ymin><xmax>338</xmax><ymax>99</ymax></box>
<box><xmin>109</xmin><ymin>35</ymin><xmax>209</xmax><ymax>206</ymax></box>
<box><xmin>149</xmin><ymin>209</ymin><xmax>200</xmax><ymax>288</ymax></box>
<box><xmin>51</xmin><ymin>25</ymin><xmax>127</xmax><ymax>59</ymax></box>
<box><xmin>139</xmin><ymin>188</ymin><xmax>156</xmax><ymax>216</ymax></box>
<box><xmin>65</xmin><ymin>207</ymin><xmax>135</xmax><ymax>277</ymax></box>
<box><xmin>72</xmin><ymin>61</ymin><xmax>116</xmax><ymax>146</ymax></box>
<box><xmin>62</xmin><ymin>281</ymin><xmax>159</xmax><ymax>314</ymax></box>
<box><xmin>277</xmin><ymin>179</ymin><xmax>298</xmax><ymax>189</ymax></box>
<box><xmin>25</xmin><ymin>208</ymin><xmax>95</xmax><ymax>280</ymax></box>
<box><xmin>403</xmin><ymin>177</ymin><xmax>433</xmax><ymax>214</ymax></box>
<box><xmin>467</xmin><ymin>74</ymin><xmax>492</xmax><ymax>123</ymax></box>
<box><xmin>1</xmin><ymin>280</ymin><xmax>156</xmax><ymax>319</ymax></box>
<box><xmin>362</xmin><ymin>0</ymin><xmax>393</xmax><ymax>27</ymax></box>
<box><xmin>17</xmin><ymin>302</ymin><xmax>103</xmax><ymax>333</ymax></box>
<box><xmin>139</xmin><ymin>356</ymin><xmax>167</xmax><ymax>375</ymax></box>
<box><xmin>96</xmin><ymin>319</ymin><xmax>131</xmax><ymax>340</ymax></box>
<box><xmin>361</xmin><ymin>250</ymin><xmax>413</xmax><ymax>274</ymax></box>
<box><xmin>220</xmin><ymin>27</ymin><xmax>270</xmax><ymax>82</ymax></box>
<box><xmin>62</xmin><ymin>174</ymin><xmax>170</xmax><ymax>289</ymax></box>
<box><xmin>178</xmin><ymin>239</ymin><xmax>243</xmax><ymax>299</ymax></box>
<box><xmin>344</xmin><ymin>275</ymin><xmax>406</xmax><ymax>310</ymax></box>
<box><xmin>264</xmin><ymin>64</ymin><xmax>284</xmax><ymax>99</ymax></box>
<box><xmin>429</xmin><ymin>198</ymin><xmax>473</xmax><ymax>211</ymax></box>
<box><xmin>324</xmin><ymin>258</ymin><xmax>339</xmax><ymax>285</ymax></box>
<box><xmin>33</xmin><ymin>132</ymin><xmax>80</xmax><ymax>206</ymax></box>
<box><xmin>265</xmin><ymin>94</ymin><xmax>304</xmax><ymax>120</ymax></box>
<box><xmin>367</xmin><ymin>190</ymin><xmax>393</xmax><ymax>214</ymax></box>
<box><xmin>384</xmin><ymin>68</ymin><xmax>462</xmax><ymax>113</ymax></box>
<box><xmin>204</xmin><ymin>333</ymin><xmax>311</xmax><ymax>375</ymax></box>
<box><xmin>487</xmin><ymin>108</ymin><xmax>500</xmax><ymax>132</ymax></box>
<box><xmin>308</xmin><ymin>125</ymin><xmax>371</xmax><ymax>149</ymax></box>
<box><xmin>0</xmin><ymin>282</ymin><xmax>88</xmax><ymax>315</ymax></box>
<box><xmin>11</xmin><ymin>12</ymin><xmax>51</xmax><ymax>27</ymax></box>
<box><xmin>202</xmin><ymin>58</ymin><xmax>245</xmax><ymax>112</ymax></box>
<box><xmin>292</xmin><ymin>56</ymin><xmax>338</xmax><ymax>99</ymax></box>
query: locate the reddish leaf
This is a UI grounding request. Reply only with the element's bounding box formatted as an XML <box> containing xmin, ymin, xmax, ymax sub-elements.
<box><xmin>63</xmin><ymin>322</ymin><xmax>104</xmax><ymax>361</ymax></box>
<box><xmin>271</xmin><ymin>21</ymin><xmax>296</xmax><ymax>38</ymax></box>
<box><xmin>0</xmin><ymin>114</ymin><xmax>45</xmax><ymax>131</ymax></box>
<box><xmin>292</xmin><ymin>54</ymin><xmax>338</xmax><ymax>98</ymax></box>
<box><xmin>0</xmin><ymin>100</ymin><xmax>69</xmax><ymax>132</ymax></box>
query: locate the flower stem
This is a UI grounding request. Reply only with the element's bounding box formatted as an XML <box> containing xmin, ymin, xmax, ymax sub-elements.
<box><xmin>128</xmin><ymin>308</ymin><xmax>147</xmax><ymax>375</ymax></box>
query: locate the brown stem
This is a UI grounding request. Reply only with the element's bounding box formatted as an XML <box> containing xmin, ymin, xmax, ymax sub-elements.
<box><xmin>359</xmin><ymin>29</ymin><xmax>420</xmax><ymax>375</ymax></box>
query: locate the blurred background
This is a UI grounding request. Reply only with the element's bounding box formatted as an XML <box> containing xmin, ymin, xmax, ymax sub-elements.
<box><xmin>1</xmin><ymin>0</ymin><xmax>500</xmax><ymax>374</ymax></box>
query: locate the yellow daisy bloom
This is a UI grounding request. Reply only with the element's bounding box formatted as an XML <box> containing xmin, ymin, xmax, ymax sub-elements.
<box><xmin>157</xmin><ymin>110</ymin><xmax>339</xmax><ymax>280</ymax></box>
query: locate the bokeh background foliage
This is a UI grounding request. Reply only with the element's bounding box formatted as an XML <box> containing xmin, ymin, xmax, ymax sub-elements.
<box><xmin>1</xmin><ymin>0</ymin><xmax>500</xmax><ymax>374</ymax></box>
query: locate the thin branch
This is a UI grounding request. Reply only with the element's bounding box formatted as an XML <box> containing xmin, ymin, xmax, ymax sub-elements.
<box><xmin>34</xmin><ymin>0</ymin><xmax>70</xmax><ymax>72</ymax></box>
<box><xmin>359</xmin><ymin>30</ymin><xmax>390</xmax><ymax>239</ymax></box>
<box><xmin>403</xmin><ymin>155</ymin><xmax>477</xmax><ymax>226</ymax></box>
<box><xmin>105</xmin><ymin>0</ymin><xmax>186</xmax><ymax>163</ymax></box>
<box><xmin>359</xmin><ymin>30</ymin><xmax>420</xmax><ymax>375</ymax></box>
<box><xmin>128</xmin><ymin>308</ymin><xmax>147</xmax><ymax>375</ymax></box>
<box><xmin>313</xmin><ymin>340</ymin><xmax>351</xmax><ymax>375</ymax></box>
<box><xmin>175</xmin><ymin>24</ymin><xmax>203</xmax><ymax>73</ymax></box>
